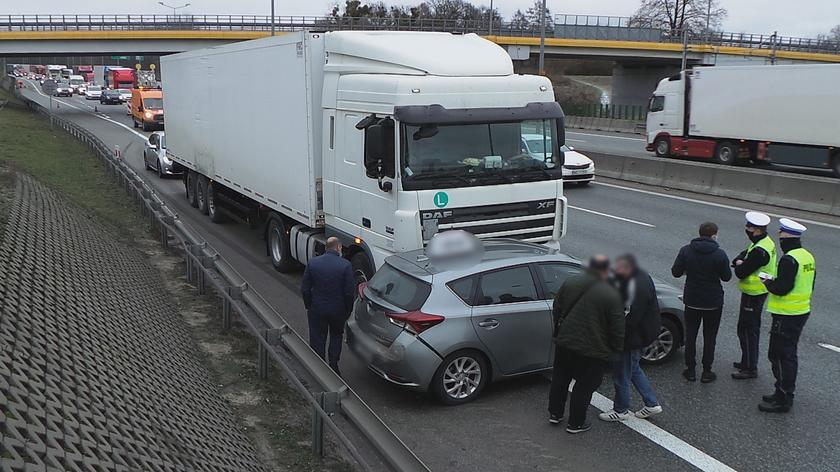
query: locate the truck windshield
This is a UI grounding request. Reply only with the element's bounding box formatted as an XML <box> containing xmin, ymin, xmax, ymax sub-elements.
<box><xmin>143</xmin><ymin>98</ymin><xmax>164</xmax><ymax>110</ymax></box>
<box><xmin>401</xmin><ymin>118</ymin><xmax>561</xmax><ymax>191</ymax></box>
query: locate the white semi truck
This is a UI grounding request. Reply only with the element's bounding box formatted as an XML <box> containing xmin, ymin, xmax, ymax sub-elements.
<box><xmin>161</xmin><ymin>31</ymin><xmax>568</xmax><ymax>280</ymax></box>
<box><xmin>646</xmin><ymin>64</ymin><xmax>840</xmax><ymax>176</ymax></box>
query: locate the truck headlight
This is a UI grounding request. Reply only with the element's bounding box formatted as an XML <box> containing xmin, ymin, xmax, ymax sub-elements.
<box><xmin>144</xmin><ymin>111</ymin><xmax>153</xmax><ymax>119</ymax></box>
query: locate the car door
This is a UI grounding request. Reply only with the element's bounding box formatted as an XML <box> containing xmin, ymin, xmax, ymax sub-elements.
<box><xmin>471</xmin><ymin>265</ymin><xmax>551</xmax><ymax>375</ymax></box>
<box><xmin>533</xmin><ymin>262</ymin><xmax>585</xmax><ymax>366</ymax></box>
<box><xmin>144</xmin><ymin>133</ymin><xmax>157</xmax><ymax>168</ymax></box>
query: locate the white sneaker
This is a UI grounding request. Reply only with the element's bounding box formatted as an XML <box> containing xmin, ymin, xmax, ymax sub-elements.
<box><xmin>598</xmin><ymin>410</ymin><xmax>632</xmax><ymax>422</ymax></box>
<box><xmin>635</xmin><ymin>405</ymin><xmax>663</xmax><ymax>419</ymax></box>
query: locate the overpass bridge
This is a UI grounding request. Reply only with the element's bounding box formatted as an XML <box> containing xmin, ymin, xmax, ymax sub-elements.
<box><xmin>4</xmin><ymin>13</ymin><xmax>839</xmax><ymax>103</ymax></box>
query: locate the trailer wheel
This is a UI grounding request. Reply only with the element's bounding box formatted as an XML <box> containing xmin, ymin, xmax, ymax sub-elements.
<box><xmin>267</xmin><ymin>217</ymin><xmax>297</xmax><ymax>273</ymax></box>
<box><xmin>186</xmin><ymin>171</ymin><xmax>199</xmax><ymax>208</ymax></box>
<box><xmin>196</xmin><ymin>175</ymin><xmax>209</xmax><ymax>215</ymax></box>
<box><xmin>654</xmin><ymin>137</ymin><xmax>671</xmax><ymax>157</ymax></box>
<box><xmin>714</xmin><ymin>142</ymin><xmax>737</xmax><ymax>165</ymax></box>
<box><xmin>206</xmin><ymin>181</ymin><xmax>227</xmax><ymax>224</ymax></box>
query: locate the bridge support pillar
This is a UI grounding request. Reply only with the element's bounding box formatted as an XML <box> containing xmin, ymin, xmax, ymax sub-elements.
<box><xmin>611</xmin><ymin>62</ymin><xmax>681</xmax><ymax>106</ymax></box>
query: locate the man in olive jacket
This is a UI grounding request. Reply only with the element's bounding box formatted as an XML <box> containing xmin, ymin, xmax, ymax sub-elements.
<box><xmin>548</xmin><ymin>255</ymin><xmax>626</xmax><ymax>434</ymax></box>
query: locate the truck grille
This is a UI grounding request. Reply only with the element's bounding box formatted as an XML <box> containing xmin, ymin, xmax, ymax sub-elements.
<box><xmin>154</xmin><ymin>115</ymin><xmax>164</xmax><ymax>122</ymax></box>
<box><xmin>420</xmin><ymin>199</ymin><xmax>557</xmax><ymax>243</ymax></box>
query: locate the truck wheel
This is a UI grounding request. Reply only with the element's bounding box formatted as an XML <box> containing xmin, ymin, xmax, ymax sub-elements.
<box><xmin>196</xmin><ymin>176</ymin><xmax>209</xmax><ymax>215</ymax></box>
<box><xmin>654</xmin><ymin>137</ymin><xmax>671</xmax><ymax>157</ymax></box>
<box><xmin>714</xmin><ymin>142</ymin><xmax>737</xmax><ymax>165</ymax></box>
<box><xmin>351</xmin><ymin>252</ymin><xmax>374</xmax><ymax>289</ymax></box>
<box><xmin>831</xmin><ymin>153</ymin><xmax>840</xmax><ymax>178</ymax></box>
<box><xmin>206</xmin><ymin>181</ymin><xmax>227</xmax><ymax>224</ymax></box>
<box><xmin>267</xmin><ymin>217</ymin><xmax>298</xmax><ymax>273</ymax></box>
<box><xmin>186</xmin><ymin>171</ymin><xmax>198</xmax><ymax>208</ymax></box>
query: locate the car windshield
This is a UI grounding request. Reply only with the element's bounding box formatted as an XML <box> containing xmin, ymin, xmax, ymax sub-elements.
<box><xmin>118</xmin><ymin>89</ymin><xmax>130</xmax><ymax>94</ymax></box>
<box><xmin>143</xmin><ymin>98</ymin><xmax>163</xmax><ymax>110</ymax></box>
<box><xmin>88</xmin><ymin>86</ymin><xmax>101</xmax><ymax>91</ymax></box>
<box><xmin>366</xmin><ymin>263</ymin><xmax>431</xmax><ymax>312</ymax></box>
<box><xmin>401</xmin><ymin>118</ymin><xmax>562</xmax><ymax>191</ymax></box>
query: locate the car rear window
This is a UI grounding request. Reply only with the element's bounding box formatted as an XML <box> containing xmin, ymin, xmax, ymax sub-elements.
<box><xmin>367</xmin><ymin>263</ymin><xmax>431</xmax><ymax>312</ymax></box>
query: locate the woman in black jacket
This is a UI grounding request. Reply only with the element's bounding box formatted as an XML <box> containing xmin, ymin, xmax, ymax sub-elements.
<box><xmin>672</xmin><ymin>222</ymin><xmax>733</xmax><ymax>383</ymax></box>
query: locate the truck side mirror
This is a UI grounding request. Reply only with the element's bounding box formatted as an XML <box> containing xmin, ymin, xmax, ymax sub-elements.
<box><xmin>364</xmin><ymin>118</ymin><xmax>395</xmax><ymax>191</ymax></box>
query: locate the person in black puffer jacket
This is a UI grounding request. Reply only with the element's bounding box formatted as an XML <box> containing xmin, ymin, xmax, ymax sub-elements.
<box><xmin>672</xmin><ymin>222</ymin><xmax>732</xmax><ymax>383</ymax></box>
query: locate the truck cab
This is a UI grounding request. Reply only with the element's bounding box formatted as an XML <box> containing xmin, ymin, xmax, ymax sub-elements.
<box><xmin>645</xmin><ymin>73</ymin><xmax>685</xmax><ymax>157</ymax></box>
<box><xmin>318</xmin><ymin>32</ymin><xmax>567</xmax><ymax>275</ymax></box>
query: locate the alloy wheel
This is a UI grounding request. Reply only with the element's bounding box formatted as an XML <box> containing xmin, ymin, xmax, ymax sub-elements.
<box><xmin>442</xmin><ymin>356</ymin><xmax>482</xmax><ymax>400</ymax></box>
<box><xmin>642</xmin><ymin>327</ymin><xmax>674</xmax><ymax>362</ymax></box>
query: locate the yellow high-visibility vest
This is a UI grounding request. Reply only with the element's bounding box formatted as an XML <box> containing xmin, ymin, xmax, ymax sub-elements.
<box><xmin>738</xmin><ymin>235</ymin><xmax>777</xmax><ymax>296</ymax></box>
<box><xmin>768</xmin><ymin>248</ymin><xmax>815</xmax><ymax>316</ymax></box>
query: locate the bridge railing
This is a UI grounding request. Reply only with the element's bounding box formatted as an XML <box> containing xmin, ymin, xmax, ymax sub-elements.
<box><xmin>2</xmin><ymin>13</ymin><xmax>839</xmax><ymax>55</ymax></box>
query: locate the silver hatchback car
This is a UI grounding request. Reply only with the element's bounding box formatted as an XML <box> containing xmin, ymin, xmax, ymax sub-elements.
<box><xmin>346</xmin><ymin>238</ymin><xmax>684</xmax><ymax>405</ymax></box>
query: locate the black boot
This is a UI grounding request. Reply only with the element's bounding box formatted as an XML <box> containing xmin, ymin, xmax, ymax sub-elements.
<box><xmin>731</xmin><ymin>370</ymin><xmax>758</xmax><ymax>380</ymax></box>
<box><xmin>762</xmin><ymin>390</ymin><xmax>784</xmax><ymax>404</ymax></box>
<box><xmin>700</xmin><ymin>370</ymin><xmax>717</xmax><ymax>383</ymax></box>
<box><xmin>759</xmin><ymin>393</ymin><xmax>793</xmax><ymax>413</ymax></box>
<box><xmin>682</xmin><ymin>368</ymin><xmax>696</xmax><ymax>382</ymax></box>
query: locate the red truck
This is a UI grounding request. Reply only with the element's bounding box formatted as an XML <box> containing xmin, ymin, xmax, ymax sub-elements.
<box><xmin>77</xmin><ymin>65</ymin><xmax>94</xmax><ymax>83</ymax></box>
<box><xmin>108</xmin><ymin>68</ymin><xmax>135</xmax><ymax>89</ymax></box>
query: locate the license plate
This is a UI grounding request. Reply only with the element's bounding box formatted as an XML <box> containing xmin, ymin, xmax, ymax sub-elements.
<box><xmin>570</xmin><ymin>169</ymin><xmax>591</xmax><ymax>175</ymax></box>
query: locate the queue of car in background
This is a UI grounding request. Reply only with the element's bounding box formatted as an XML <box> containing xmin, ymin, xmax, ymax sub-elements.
<box><xmin>346</xmin><ymin>232</ymin><xmax>683</xmax><ymax>405</ymax></box>
<box><xmin>84</xmin><ymin>85</ymin><xmax>103</xmax><ymax>100</ymax></box>
<box><xmin>99</xmin><ymin>89</ymin><xmax>123</xmax><ymax>105</ymax></box>
<box><xmin>53</xmin><ymin>81</ymin><xmax>73</xmax><ymax>97</ymax></box>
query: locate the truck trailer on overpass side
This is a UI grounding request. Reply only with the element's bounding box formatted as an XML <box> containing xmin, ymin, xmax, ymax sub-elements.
<box><xmin>646</xmin><ymin>64</ymin><xmax>840</xmax><ymax>176</ymax></box>
<box><xmin>161</xmin><ymin>31</ymin><xmax>568</xmax><ymax>281</ymax></box>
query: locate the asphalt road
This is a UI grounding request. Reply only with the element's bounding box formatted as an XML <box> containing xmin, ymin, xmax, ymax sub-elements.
<box><xmin>20</xmin><ymin>81</ymin><xmax>840</xmax><ymax>472</ymax></box>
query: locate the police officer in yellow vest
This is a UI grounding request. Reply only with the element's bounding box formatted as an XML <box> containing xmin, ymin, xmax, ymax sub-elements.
<box><xmin>758</xmin><ymin>218</ymin><xmax>815</xmax><ymax>413</ymax></box>
<box><xmin>731</xmin><ymin>211</ymin><xmax>776</xmax><ymax>380</ymax></box>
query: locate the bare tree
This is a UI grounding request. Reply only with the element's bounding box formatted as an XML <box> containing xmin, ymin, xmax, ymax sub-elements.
<box><xmin>630</xmin><ymin>0</ymin><xmax>727</xmax><ymax>36</ymax></box>
<box><xmin>830</xmin><ymin>24</ymin><xmax>840</xmax><ymax>42</ymax></box>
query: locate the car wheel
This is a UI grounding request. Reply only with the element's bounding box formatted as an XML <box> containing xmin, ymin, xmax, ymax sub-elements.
<box><xmin>654</xmin><ymin>136</ymin><xmax>671</xmax><ymax>157</ymax></box>
<box><xmin>350</xmin><ymin>252</ymin><xmax>373</xmax><ymax>289</ymax></box>
<box><xmin>133</xmin><ymin>118</ymin><xmax>139</xmax><ymax>128</ymax></box>
<box><xmin>714</xmin><ymin>142</ymin><xmax>737</xmax><ymax>165</ymax></box>
<box><xmin>157</xmin><ymin>160</ymin><xmax>165</xmax><ymax>178</ymax></box>
<box><xmin>267</xmin><ymin>216</ymin><xmax>298</xmax><ymax>273</ymax></box>
<box><xmin>196</xmin><ymin>175</ymin><xmax>209</xmax><ymax>215</ymax></box>
<box><xmin>186</xmin><ymin>171</ymin><xmax>198</xmax><ymax>208</ymax></box>
<box><xmin>432</xmin><ymin>350</ymin><xmax>489</xmax><ymax>405</ymax></box>
<box><xmin>207</xmin><ymin>181</ymin><xmax>227</xmax><ymax>224</ymax></box>
<box><xmin>641</xmin><ymin>317</ymin><xmax>679</xmax><ymax>365</ymax></box>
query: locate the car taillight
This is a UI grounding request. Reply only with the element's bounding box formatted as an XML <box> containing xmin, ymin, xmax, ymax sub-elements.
<box><xmin>357</xmin><ymin>282</ymin><xmax>367</xmax><ymax>301</ymax></box>
<box><xmin>385</xmin><ymin>311</ymin><xmax>444</xmax><ymax>335</ymax></box>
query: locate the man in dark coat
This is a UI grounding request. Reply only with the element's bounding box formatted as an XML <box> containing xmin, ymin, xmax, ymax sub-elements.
<box><xmin>548</xmin><ymin>255</ymin><xmax>625</xmax><ymax>434</ymax></box>
<box><xmin>672</xmin><ymin>222</ymin><xmax>732</xmax><ymax>383</ymax></box>
<box><xmin>600</xmin><ymin>254</ymin><xmax>663</xmax><ymax>422</ymax></box>
<box><xmin>301</xmin><ymin>236</ymin><xmax>355</xmax><ymax>375</ymax></box>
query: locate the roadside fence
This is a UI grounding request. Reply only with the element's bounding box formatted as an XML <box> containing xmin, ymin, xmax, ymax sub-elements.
<box><xmin>9</xmin><ymin>82</ymin><xmax>430</xmax><ymax>472</ymax></box>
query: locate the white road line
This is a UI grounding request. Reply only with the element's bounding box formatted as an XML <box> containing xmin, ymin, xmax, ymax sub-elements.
<box><xmin>566</xmin><ymin>138</ymin><xmax>586</xmax><ymax>143</ymax></box>
<box><xmin>593</xmin><ymin>181</ymin><xmax>840</xmax><ymax>231</ymax></box>
<box><xmin>569</xmin><ymin>205</ymin><xmax>656</xmax><ymax>228</ymax></box>
<box><xmin>589</xmin><ymin>393</ymin><xmax>737</xmax><ymax>472</ymax></box>
<box><xmin>818</xmin><ymin>343</ymin><xmax>840</xmax><ymax>354</ymax></box>
<box><xmin>567</xmin><ymin>131</ymin><xmax>645</xmax><ymax>142</ymax></box>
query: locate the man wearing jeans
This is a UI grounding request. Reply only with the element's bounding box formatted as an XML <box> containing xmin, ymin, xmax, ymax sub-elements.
<box><xmin>672</xmin><ymin>222</ymin><xmax>732</xmax><ymax>383</ymax></box>
<box><xmin>600</xmin><ymin>255</ymin><xmax>663</xmax><ymax>422</ymax></box>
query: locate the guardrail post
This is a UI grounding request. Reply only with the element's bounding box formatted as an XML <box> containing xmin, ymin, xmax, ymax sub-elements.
<box><xmin>258</xmin><ymin>328</ymin><xmax>270</xmax><ymax>379</ymax></box>
<box><xmin>312</xmin><ymin>392</ymin><xmax>326</xmax><ymax>457</ymax></box>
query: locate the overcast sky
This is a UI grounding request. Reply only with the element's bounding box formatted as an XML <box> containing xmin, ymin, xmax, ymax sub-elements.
<box><xmin>8</xmin><ymin>1</ymin><xmax>838</xmax><ymax>38</ymax></box>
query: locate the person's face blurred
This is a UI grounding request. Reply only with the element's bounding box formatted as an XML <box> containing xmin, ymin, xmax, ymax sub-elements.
<box><xmin>614</xmin><ymin>259</ymin><xmax>632</xmax><ymax>280</ymax></box>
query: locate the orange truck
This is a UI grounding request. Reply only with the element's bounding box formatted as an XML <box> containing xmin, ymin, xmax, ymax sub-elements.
<box><xmin>131</xmin><ymin>88</ymin><xmax>164</xmax><ymax>131</ymax></box>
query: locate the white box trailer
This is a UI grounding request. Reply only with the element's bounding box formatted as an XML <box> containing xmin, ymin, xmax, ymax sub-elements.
<box><xmin>162</xmin><ymin>33</ymin><xmax>323</xmax><ymax>229</ymax></box>
<box><xmin>162</xmin><ymin>31</ymin><xmax>568</xmax><ymax>278</ymax></box>
<box><xmin>645</xmin><ymin>64</ymin><xmax>840</xmax><ymax>175</ymax></box>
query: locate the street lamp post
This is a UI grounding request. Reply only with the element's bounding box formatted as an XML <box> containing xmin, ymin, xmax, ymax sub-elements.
<box><xmin>538</xmin><ymin>0</ymin><xmax>547</xmax><ymax>75</ymax></box>
<box><xmin>158</xmin><ymin>2</ymin><xmax>190</xmax><ymax>18</ymax></box>
<box><xmin>488</xmin><ymin>0</ymin><xmax>494</xmax><ymax>36</ymax></box>
<box><xmin>270</xmin><ymin>0</ymin><xmax>275</xmax><ymax>36</ymax></box>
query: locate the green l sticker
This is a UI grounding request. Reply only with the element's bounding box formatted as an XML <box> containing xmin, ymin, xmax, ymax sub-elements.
<box><xmin>433</xmin><ymin>191</ymin><xmax>449</xmax><ymax>208</ymax></box>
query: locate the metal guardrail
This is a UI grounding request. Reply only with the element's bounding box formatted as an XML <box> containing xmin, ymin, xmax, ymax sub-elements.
<box><xmin>8</xmin><ymin>80</ymin><xmax>430</xmax><ymax>472</ymax></box>
<box><xmin>1</xmin><ymin>13</ymin><xmax>838</xmax><ymax>55</ymax></box>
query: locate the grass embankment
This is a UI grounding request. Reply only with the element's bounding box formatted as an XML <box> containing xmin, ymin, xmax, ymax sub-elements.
<box><xmin>0</xmin><ymin>86</ymin><xmax>145</xmax><ymax>238</ymax></box>
<box><xmin>0</xmin><ymin>86</ymin><xmax>352</xmax><ymax>471</ymax></box>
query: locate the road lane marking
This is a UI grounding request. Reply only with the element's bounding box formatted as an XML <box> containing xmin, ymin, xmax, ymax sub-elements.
<box><xmin>818</xmin><ymin>343</ymin><xmax>840</xmax><ymax>354</ymax></box>
<box><xmin>593</xmin><ymin>181</ymin><xmax>840</xmax><ymax>231</ymax></box>
<box><xmin>566</xmin><ymin>138</ymin><xmax>585</xmax><ymax>143</ymax></box>
<box><xmin>567</xmin><ymin>131</ymin><xmax>645</xmax><ymax>142</ymax></box>
<box><xmin>589</xmin><ymin>392</ymin><xmax>737</xmax><ymax>472</ymax></box>
<box><xmin>569</xmin><ymin>205</ymin><xmax>655</xmax><ymax>228</ymax></box>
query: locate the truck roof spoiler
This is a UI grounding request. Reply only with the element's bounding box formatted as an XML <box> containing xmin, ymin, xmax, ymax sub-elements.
<box><xmin>394</xmin><ymin>102</ymin><xmax>564</xmax><ymax>125</ymax></box>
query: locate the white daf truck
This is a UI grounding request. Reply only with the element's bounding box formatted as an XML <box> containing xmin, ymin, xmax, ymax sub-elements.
<box><xmin>161</xmin><ymin>31</ymin><xmax>568</xmax><ymax>280</ymax></box>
